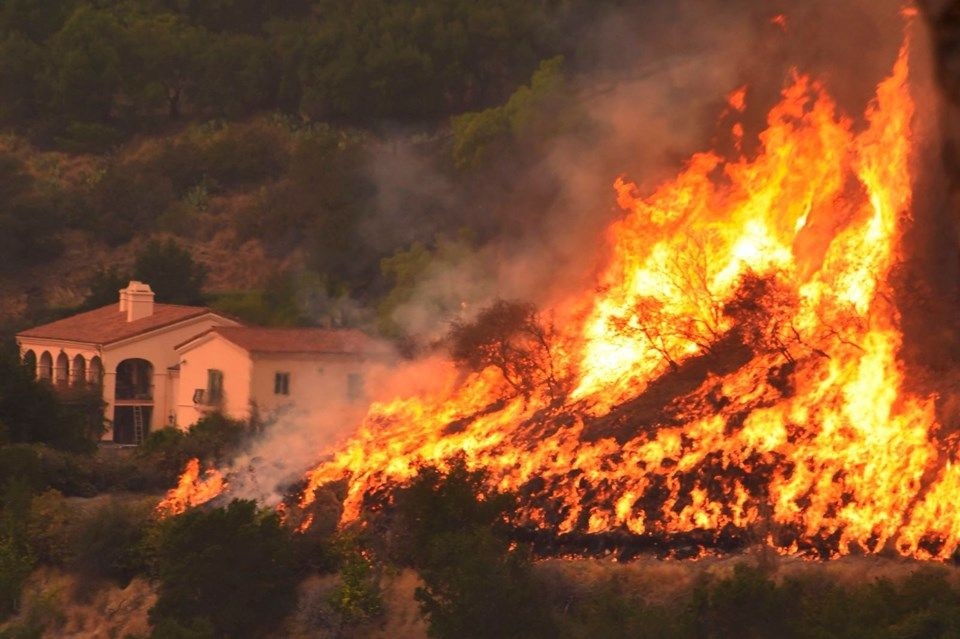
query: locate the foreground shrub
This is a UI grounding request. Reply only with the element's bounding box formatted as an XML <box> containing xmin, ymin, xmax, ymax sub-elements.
<box><xmin>25</xmin><ymin>490</ymin><xmax>73</xmax><ymax>566</ymax></box>
<box><xmin>140</xmin><ymin>414</ymin><xmax>261</xmax><ymax>484</ymax></box>
<box><xmin>0</xmin><ymin>537</ymin><xmax>32</xmax><ymax>622</ymax></box>
<box><xmin>69</xmin><ymin>497</ymin><xmax>153</xmax><ymax>584</ymax></box>
<box><xmin>382</xmin><ymin>458</ymin><xmax>555</xmax><ymax>639</ymax></box>
<box><xmin>327</xmin><ymin>547</ymin><xmax>382</xmax><ymax>628</ymax></box>
<box><xmin>149</xmin><ymin>499</ymin><xmax>298</xmax><ymax>638</ymax></box>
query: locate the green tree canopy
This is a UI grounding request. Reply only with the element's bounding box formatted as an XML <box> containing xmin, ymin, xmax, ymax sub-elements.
<box><xmin>133</xmin><ymin>238</ymin><xmax>207</xmax><ymax>305</ymax></box>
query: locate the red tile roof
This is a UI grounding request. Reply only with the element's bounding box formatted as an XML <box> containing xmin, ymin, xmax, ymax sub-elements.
<box><xmin>17</xmin><ymin>304</ymin><xmax>213</xmax><ymax>345</ymax></box>
<box><xmin>180</xmin><ymin>326</ymin><xmax>389</xmax><ymax>355</ymax></box>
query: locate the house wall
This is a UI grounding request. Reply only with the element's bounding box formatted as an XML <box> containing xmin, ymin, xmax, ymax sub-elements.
<box><xmin>175</xmin><ymin>337</ymin><xmax>253</xmax><ymax>426</ymax></box>
<box><xmin>248</xmin><ymin>353</ymin><xmax>370</xmax><ymax>421</ymax></box>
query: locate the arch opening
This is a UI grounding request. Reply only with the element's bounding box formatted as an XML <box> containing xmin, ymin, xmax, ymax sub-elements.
<box><xmin>115</xmin><ymin>358</ymin><xmax>153</xmax><ymax>400</ymax></box>
<box><xmin>71</xmin><ymin>355</ymin><xmax>87</xmax><ymax>386</ymax></box>
<box><xmin>22</xmin><ymin>350</ymin><xmax>36</xmax><ymax>378</ymax></box>
<box><xmin>54</xmin><ymin>352</ymin><xmax>69</xmax><ymax>387</ymax></box>
<box><xmin>38</xmin><ymin>351</ymin><xmax>53</xmax><ymax>382</ymax></box>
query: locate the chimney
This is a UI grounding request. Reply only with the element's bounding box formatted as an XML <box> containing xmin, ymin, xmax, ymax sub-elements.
<box><xmin>119</xmin><ymin>281</ymin><xmax>155</xmax><ymax>322</ymax></box>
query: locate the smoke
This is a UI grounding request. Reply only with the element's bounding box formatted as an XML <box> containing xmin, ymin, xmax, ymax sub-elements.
<box><xmin>369</xmin><ymin>0</ymin><xmax>914</xmax><ymax>342</ymax></box>
<box><xmin>220</xmin><ymin>353</ymin><xmax>468</xmax><ymax>505</ymax></box>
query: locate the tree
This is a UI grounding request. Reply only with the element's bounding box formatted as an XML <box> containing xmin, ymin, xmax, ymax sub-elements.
<box><xmin>0</xmin><ymin>0</ymin><xmax>78</xmax><ymax>42</ymax></box>
<box><xmin>124</xmin><ymin>12</ymin><xmax>204</xmax><ymax>120</ymax></box>
<box><xmin>46</xmin><ymin>5</ymin><xmax>124</xmax><ymax>123</ymax></box>
<box><xmin>451</xmin><ymin>56</ymin><xmax>569</xmax><ymax>170</ymax></box>
<box><xmin>0</xmin><ymin>153</ymin><xmax>64</xmax><ymax>272</ymax></box>
<box><xmin>0</xmin><ymin>33</ymin><xmax>44</xmax><ymax>124</ymax></box>
<box><xmin>149</xmin><ymin>499</ymin><xmax>299</xmax><ymax>638</ymax></box>
<box><xmin>82</xmin><ymin>265</ymin><xmax>130</xmax><ymax>310</ymax></box>
<box><xmin>191</xmin><ymin>32</ymin><xmax>276</xmax><ymax>118</ymax></box>
<box><xmin>133</xmin><ymin>239</ymin><xmax>207</xmax><ymax>305</ymax></box>
<box><xmin>376</xmin><ymin>231</ymin><xmax>475</xmax><ymax>338</ymax></box>
<box><xmin>608</xmin><ymin>233</ymin><xmax>727</xmax><ymax>372</ymax></box>
<box><xmin>449</xmin><ymin>299</ymin><xmax>568</xmax><ymax>401</ymax></box>
<box><xmin>0</xmin><ymin>339</ymin><xmax>103</xmax><ymax>452</ymax></box>
<box><xmin>296</xmin><ymin>0</ymin><xmax>556</xmax><ymax>122</ymax></box>
<box><xmin>327</xmin><ymin>547</ymin><xmax>383</xmax><ymax>629</ymax></box>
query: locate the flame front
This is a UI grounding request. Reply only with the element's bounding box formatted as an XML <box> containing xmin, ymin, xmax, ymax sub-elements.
<box><xmin>174</xmin><ymin>33</ymin><xmax>960</xmax><ymax>559</ymax></box>
<box><xmin>156</xmin><ymin>458</ymin><xmax>226</xmax><ymax>518</ymax></box>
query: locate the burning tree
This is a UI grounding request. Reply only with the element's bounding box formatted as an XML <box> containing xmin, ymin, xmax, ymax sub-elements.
<box><xmin>448</xmin><ymin>299</ymin><xmax>569</xmax><ymax>401</ymax></box>
<box><xmin>607</xmin><ymin>232</ymin><xmax>729</xmax><ymax>373</ymax></box>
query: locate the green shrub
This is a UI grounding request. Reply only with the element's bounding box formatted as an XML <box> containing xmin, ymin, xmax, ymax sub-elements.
<box><xmin>132</xmin><ymin>239</ymin><xmax>207</xmax><ymax>306</ymax></box>
<box><xmin>0</xmin><ymin>340</ymin><xmax>103</xmax><ymax>453</ymax></box>
<box><xmin>68</xmin><ymin>497</ymin><xmax>153</xmax><ymax>584</ymax></box>
<box><xmin>149</xmin><ymin>499</ymin><xmax>299</xmax><ymax>638</ymax></box>
<box><xmin>53</xmin><ymin>121</ymin><xmax>123</xmax><ymax>154</ymax></box>
<box><xmin>0</xmin><ymin>479</ymin><xmax>34</xmax><ymax>622</ymax></box>
<box><xmin>139</xmin><ymin>427</ymin><xmax>188</xmax><ymax>479</ymax></box>
<box><xmin>328</xmin><ymin>548</ymin><xmax>382</xmax><ymax>626</ymax></box>
<box><xmin>149</xmin><ymin>617</ymin><xmax>215</xmax><ymax>639</ymax></box>
<box><xmin>200</xmin><ymin>122</ymin><xmax>288</xmax><ymax>188</ymax></box>
<box><xmin>384</xmin><ymin>458</ymin><xmax>555</xmax><ymax>639</ymax></box>
<box><xmin>25</xmin><ymin>490</ymin><xmax>74</xmax><ymax>566</ymax></box>
<box><xmin>0</xmin><ymin>536</ymin><xmax>33</xmax><ymax>622</ymax></box>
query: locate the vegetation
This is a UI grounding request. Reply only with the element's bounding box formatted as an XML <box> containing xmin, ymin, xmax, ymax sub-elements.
<box><xmin>139</xmin><ymin>413</ymin><xmax>262</xmax><ymax>482</ymax></box>
<box><xmin>0</xmin><ymin>339</ymin><xmax>103</xmax><ymax>452</ymax></box>
<box><xmin>0</xmin><ymin>0</ymin><xmax>591</xmax><ymax>337</ymax></box>
<box><xmin>149</xmin><ymin>499</ymin><xmax>299</xmax><ymax>638</ymax></box>
<box><xmin>371</xmin><ymin>457</ymin><xmax>556</xmax><ymax>638</ymax></box>
<box><xmin>449</xmin><ymin>299</ymin><xmax>568</xmax><ymax>400</ymax></box>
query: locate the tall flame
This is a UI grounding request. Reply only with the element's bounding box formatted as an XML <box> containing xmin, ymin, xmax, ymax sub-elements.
<box><xmin>167</xmin><ymin>32</ymin><xmax>960</xmax><ymax>560</ymax></box>
<box><xmin>156</xmin><ymin>458</ymin><xmax>226</xmax><ymax>517</ymax></box>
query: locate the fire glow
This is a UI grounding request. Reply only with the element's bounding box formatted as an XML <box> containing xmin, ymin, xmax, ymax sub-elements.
<box><xmin>161</xmin><ymin>30</ymin><xmax>960</xmax><ymax>560</ymax></box>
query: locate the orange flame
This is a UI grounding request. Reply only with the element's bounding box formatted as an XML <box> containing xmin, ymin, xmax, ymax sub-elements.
<box><xmin>156</xmin><ymin>458</ymin><xmax>226</xmax><ymax>518</ymax></box>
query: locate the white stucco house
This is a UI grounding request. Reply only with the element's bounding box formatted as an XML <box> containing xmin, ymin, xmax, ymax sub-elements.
<box><xmin>16</xmin><ymin>281</ymin><xmax>388</xmax><ymax>445</ymax></box>
<box><xmin>173</xmin><ymin>325</ymin><xmax>389</xmax><ymax>426</ymax></box>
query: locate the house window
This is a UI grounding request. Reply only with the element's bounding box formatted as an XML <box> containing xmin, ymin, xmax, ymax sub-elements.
<box><xmin>207</xmin><ymin>369</ymin><xmax>224</xmax><ymax>403</ymax></box>
<box><xmin>274</xmin><ymin>372</ymin><xmax>290</xmax><ymax>395</ymax></box>
<box><xmin>347</xmin><ymin>373</ymin><xmax>364</xmax><ymax>402</ymax></box>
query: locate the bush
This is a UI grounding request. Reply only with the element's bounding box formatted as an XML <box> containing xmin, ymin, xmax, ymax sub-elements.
<box><xmin>0</xmin><ymin>480</ymin><xmax>34</xmax><ymax>622</ymax></box>
<box><xmin>0</xmin><ymin>536</ymin><xmax>33</xmax><ymax>622</ymax></box>
<box><xmin>382</xmin><ymin>458</ymin><xmax>555</xmax><ymax>639</ymax></box>
<box><xmin>327</xmin><ymin>548</ymin><xmax>382</xmax><ymax>627</ymax></box>
<box><xmin>25</xmin><ymin>490</ymin><xmax>74</xmax><ymax>566</ymax></box>
<box><xmin>83</xmin><ymin>161</ymin><xmax>176</xmax><ymax>246</ymax></box>
<box><xmin>199</xmin><ymin>121</ymin><xmax>289</xmax><ymax>188</ymax></box>
<box><xmin>0</xmin><ymin>337</ymin><xmax>104</xmax><ymax>454</ymax></box>
<box><xmin>448</xmin><ymin>299</ymin><xmax>567</xmax><ymax>401</ymax></box>
<box><xmin>0</xmin><ymin>443</ymin><xmax>164</xmax><ymax>497</ymax></box>
<box><xmin>68</xmin><ymin>496</ymin><xmax>153</xmax><ymax>584</ymax></box>
<box><xmin>149</xmin><ymin>499</ymin><xmax>299</xmax><ymax>638</ymax></box>
<box><xmin>140</xmin><ymin>414</ymin><xmax>259</xmax><ymax>484</ymax></box>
